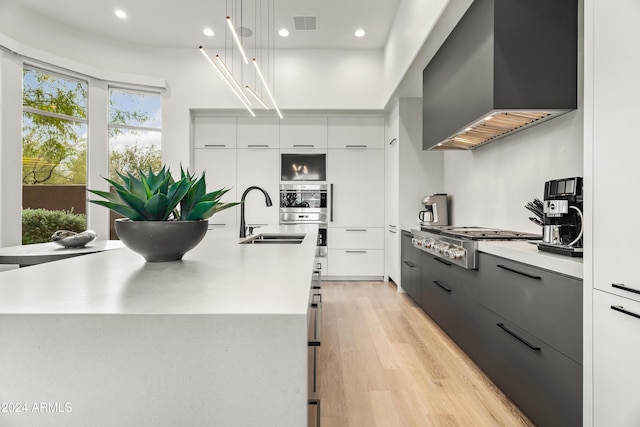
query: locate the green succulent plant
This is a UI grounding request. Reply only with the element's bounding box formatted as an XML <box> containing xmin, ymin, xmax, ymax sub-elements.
<box><xmin>88</xmin><ymin>166</ymin><xmax>238</xmax><ymax>221</ymax></box>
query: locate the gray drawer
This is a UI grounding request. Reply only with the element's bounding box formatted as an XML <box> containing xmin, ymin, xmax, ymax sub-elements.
<box><xmin>476</xmin><ymin>306</ymin><xmax>582</xmax><ymax>427</ymax></box>
<box><xmin>420</xmin><ymin>253</ymin><xmax>478</xmax><ymax>358</ymax></box>
<box><xmin>477</xmin><ymin>252</ymin><xmax>582</xmax><ymax>363</ymax></box>
<box><xmin>401</xmin><ymin>258</ymin><xmax>421</xmax><ymax>305</ymax></box>
<box><xmin>401</xmin><ymin>230</ymin><xmax>421</xmax><ymax>265</ymax></box>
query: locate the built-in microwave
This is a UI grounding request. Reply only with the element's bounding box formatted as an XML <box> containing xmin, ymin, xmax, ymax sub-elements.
<box><xmin>280</xmin><ymin>153</ymin><xmax>326</xmax><ymax>182</ymax></box>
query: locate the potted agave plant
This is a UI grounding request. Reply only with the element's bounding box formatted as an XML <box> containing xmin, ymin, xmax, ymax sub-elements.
<box><xmin>88</xmin><ymin>165</ymin><xmax>238</xmax><ymax>262</ymax></box>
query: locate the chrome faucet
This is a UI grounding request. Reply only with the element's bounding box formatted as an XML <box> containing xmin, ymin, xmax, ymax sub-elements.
<box><xmin>239</xmin><ymin>186</ymin><xmax>273</xmax><ymax>238</ymax></box>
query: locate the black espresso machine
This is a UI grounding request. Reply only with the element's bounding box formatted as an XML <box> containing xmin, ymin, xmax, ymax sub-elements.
<box><xmin>538</xmin><ymin>177</ymin><xmax>583</xmax><ymax>257</ymax></box>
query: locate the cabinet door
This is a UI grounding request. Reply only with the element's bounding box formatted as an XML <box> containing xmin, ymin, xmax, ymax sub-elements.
<box><xmin>478</xmin><ymin>253</ymin><xmax>582</xmax><ymax>363</ymax></box>
<box><xmin>280</xmin><ymin>117</ymin><xmax>327</xmax><ymax>149</ymax></box>
<box><xmin>592</xmin><ymin>0</ymin><xmax>640</xmax><ymax>296</ymax></box>
<box><xmin>237</xmin><ymin>117</ymin><xmax>279</xmax><ymax>148</ymax></box>
<box><xmin>327</xmin><ymin>149</ymin><xmax>384</xmax><ymax>228</ymax></box>
<box><xmin>236</xmin><ymin>149</ymin><xmax>279</xmax><ymax>227</ymax></box>
<box><xmin>328</xmin><ymin>249</ymin><xmax>384</xmax><ymax>277</ymax></box>
<box><xmin>193</xmin><ymin>117</ymin><xmax>237</xmax><ymax>148</ymax></box>
<box><xmin>401</xmin><ymin>258</ymin><xmax>420</xmax><ymax>304</ymax></box>
<box><xmin>329</xmin><ymin>228</ymin><xmax>384</xmax><ymax>249</ymax></box>
<box><xmin>194</xmin><ymin>148</ymin><xmax>238</xmax><ymax>227</ymax></box>
<box><xmin>384</xmin><ymin>125</ymin><xmax>399</xmax><ymax>227</ymax></box>
<box><xmin>328</xmin><ymin>117</ymin><xmax>385</xmax><ymax>149</ymax></box>
<box><xmin>593</xmin><ymin>289</ymin><xmax>640</xmax><ymax>426</ymax></box>
<box><xmin>476</xmin><ymin>305</ymin><xmax>582</xmax><ymax>427</ymax></box>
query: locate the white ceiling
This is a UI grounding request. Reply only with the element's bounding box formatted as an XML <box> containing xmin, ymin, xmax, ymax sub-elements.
<box><xmin>8</xmin><ymin>0</ymin><xmax>403</xmax><ymax>49</ymax></box>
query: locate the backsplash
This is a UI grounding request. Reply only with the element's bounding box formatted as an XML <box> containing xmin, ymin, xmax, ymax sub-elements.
<box><xmin>443</xmin><ymin>109</ymin><xmax>583</xmax><ymax>233</ymax></box>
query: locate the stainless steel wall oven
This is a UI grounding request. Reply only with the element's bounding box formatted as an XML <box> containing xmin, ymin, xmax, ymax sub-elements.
<box><xmin>279</xmin><ymin>184</ymin><xmax>328</xmax><ymax>258</ymax></box>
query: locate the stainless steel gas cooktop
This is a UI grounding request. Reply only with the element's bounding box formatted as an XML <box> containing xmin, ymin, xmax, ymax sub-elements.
<box><xmin>413</xmin><ymin>226</ymin><xmax>542</xmax><ymax>269</ymax></box>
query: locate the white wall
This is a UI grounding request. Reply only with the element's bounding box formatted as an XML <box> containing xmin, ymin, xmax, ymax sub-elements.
<box><xmin>443</xmin><ymin>110</ymin><xmax>583</xmax><ymax>232</ymax></box>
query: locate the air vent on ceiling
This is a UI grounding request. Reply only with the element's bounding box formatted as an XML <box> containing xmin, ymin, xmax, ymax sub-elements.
<box><xmin>293</xmin><ymin>16</ymin><xmax>317</xmax><ymax>31</ymax></box>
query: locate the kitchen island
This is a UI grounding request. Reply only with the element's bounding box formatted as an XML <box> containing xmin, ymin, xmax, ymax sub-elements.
<box><xmin>0</xmin><ymin>225</ymin><xmax>318</xmax><ymax>427</ymax></box>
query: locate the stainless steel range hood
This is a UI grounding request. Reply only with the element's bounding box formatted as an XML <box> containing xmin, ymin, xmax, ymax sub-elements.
<box><xmin>422</xmin><ymin>0</ymin><xmax>578</xmax><ymax>150</ymax></box>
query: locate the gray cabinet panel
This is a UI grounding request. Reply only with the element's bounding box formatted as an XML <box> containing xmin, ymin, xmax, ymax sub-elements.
<box><xmin>420</xmin><ymin>252</ymin><xmax>478</xmax><ymax>359</ymax></box>
<box><xmin>476</xmin><ymin>306</ymin><xmax>582</xmax><ymax>427</ymax></box>
<box><xmin>477</xmin><ymin>253</ymin><xmax>582</xmax><ymax>363</ymax></box>
<box><xmin>401</xmin><ymin>231</ymin><xmax>421</xmax><ymax>304</ymax></box>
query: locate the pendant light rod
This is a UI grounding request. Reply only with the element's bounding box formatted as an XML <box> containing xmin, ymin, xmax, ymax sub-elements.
<box><xmin>252</xmin><ymin>58</ymin><xmax>283</xmax><ymax>119</ymax></box>
<box><xmin>226</xmin><ymin>16</ymin><xmax>249</xmax><ymax>64</ymax></box>
<box><xmin>245</xmin><ymin>86</ymin><xmax>270</xmax><ymax>109</ymax></box>
<box><xmin>215</xmin><ymin>55</ymin><xmax>252</xmax><ymax>106</ymax></box>
<box><xmin>199</xmin><ymin>46</ymin><xmax>255</xmax><ymax>117</ymax></box>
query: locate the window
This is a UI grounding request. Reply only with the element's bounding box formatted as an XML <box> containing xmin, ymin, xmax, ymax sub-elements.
<box><xmin>108</xmin><ymin>88</ymin><xmax>162</xmax><ymax>181</ymax></box>
<box><xmin>22</xmin><ymin>67</ymin><xmax>88</xmax><ymax>244</ymax></box>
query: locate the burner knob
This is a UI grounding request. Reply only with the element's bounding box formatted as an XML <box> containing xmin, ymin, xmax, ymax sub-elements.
<box><xmin>447</xmin><ymin>248</ymin><xmax>465</xmax><ymax>259</ymax></box>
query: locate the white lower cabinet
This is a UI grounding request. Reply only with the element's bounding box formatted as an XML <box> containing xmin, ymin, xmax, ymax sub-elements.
<box><xmin>327</xmin><ymin>249</ymin><xmax>384</xmax><ymax>277</ymax></box>
<box><xmin>593</xmin><ymin>289</ymin><xmax>640</xmax><ymax>426</ymax></box>
<box><xmin>194</xmin><ymin>148</ymin><xmax>238</xmax><ymax>228</ymax></box>
<box><xmin>328</xmin><ymin>227</ymin><xmax>384</xmax><ymax>277</ymax></box>
<box><xmin>329</xmin><ymin>228</ymin><xmax>384</xmax><ymax>249</ymax></box>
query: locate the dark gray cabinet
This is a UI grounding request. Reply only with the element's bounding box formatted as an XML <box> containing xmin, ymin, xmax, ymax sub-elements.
<box><xmin>420</xmin><ymin>252</ymin><xmax>478</xmax><ymax>359</ymax></box>
<box><xmin>400</xmin><ymin>232</ymin><xmax>582</xmax><ymax>426</ymax></box>
<box><xmin>476</xmin><ymin>306</ymin><xmax>582</xmax><ymax>427</ymax></box>
<box><xmin>477</xmin><ymin>253</ymin><xmax>582</xmax><ymax>363</ymax></box>
<box><xmin>400</xmin><ymin>231</ymin><xmax>421</xmax><ymax>304</ymax></box>
<box><xmin>475</xmin><ymin>253</ymin><xmax>582</xmax><ymax>427</ymax></box>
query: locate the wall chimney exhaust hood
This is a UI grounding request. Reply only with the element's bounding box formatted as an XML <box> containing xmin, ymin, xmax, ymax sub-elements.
<box><xmin>422</xmin><ymin>0</ymin><xmax>578</xmax><ymax>150</ymax></box>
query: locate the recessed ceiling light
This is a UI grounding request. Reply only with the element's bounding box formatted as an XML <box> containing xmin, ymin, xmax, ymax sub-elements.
<box><xmin>355</xmin><ymin>29</ymin><xmax>365</xmax><ymax>37</ymax></box>
<box><xmin>278</xmin><ymin>28</ymin><xmax>290</xmax><ymax>37</ymax></box>
<box><xmin>203</xmin><ymin>28</ymin><xmax>214</xmax><ymax>37</ymax></box>
<box><xmin>115</xmin><ymin>9</ymin><xmax>127</xmax><ymax>19</ymax></box>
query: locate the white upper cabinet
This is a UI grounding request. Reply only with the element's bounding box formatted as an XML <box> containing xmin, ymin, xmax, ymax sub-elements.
<box><xmin>193</xmin><ymin>117</ymin><xmax>237</xmax><ymax>149</ymax></box>
<box><xmin>237</xmin><ymin>117</ymin><xmax>279</xmax><ymax>149</ymax></box>
<box><xmin>328</xmin><ymin>117</ymin><xmax>385</xmax><ymax>149</ymax></box>
<box><xmin>193</xmin><ymin>148</ymin><xmax>238</xmax><ymax>227</ymax></box>
<box><xmin>236</xmin><ymin>149</ymin><xmax>280</xmax><ymax>227</ymax></box>
<box><xmin>328</xmin><ymin>149</ymin><xmax>385</xmax><ymax>228</ymax></box>
<box><xmin>280</xmin><ymin>117</ymin><xmax>328</xmax><ymax>149</ymax></box>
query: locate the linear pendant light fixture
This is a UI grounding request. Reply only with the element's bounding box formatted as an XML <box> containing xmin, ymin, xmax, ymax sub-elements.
<box><xmin>199</xmin><ymin>46</ymin><xmax>255</xmax><ymax>117</ymax></box>
<box><xmin>200</xmin><ymin>0</ymin><xmax>282</xmax><ymax>119</ymax></box>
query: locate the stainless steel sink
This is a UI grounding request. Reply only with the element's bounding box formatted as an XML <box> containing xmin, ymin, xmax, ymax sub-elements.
<box><xmin>240</xmin><ymin>233</ymin><xmax>305</xmax><ymax>245</ymax></box>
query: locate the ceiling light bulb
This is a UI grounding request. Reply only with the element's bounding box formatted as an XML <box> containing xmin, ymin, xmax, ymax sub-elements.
<box><xmin>115</xmin><ymin>9</ymin><xmax>127</xmax><ymax>19</ymax></box>
<box><xmin>355</xmin><ymin>29</ymin><xmax>365</xmax><ymax>37</ymax></box>
<box><xmin>279</xmin><ymin>28</ymin><xmax>289</xmax><ymax>37</ymax></box>
<box><xmin>203</xmin><ymin>28</ymin><xmax>214</xmax><ymax>37</ymax></box>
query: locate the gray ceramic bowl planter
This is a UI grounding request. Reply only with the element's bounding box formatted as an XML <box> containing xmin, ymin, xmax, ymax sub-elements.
<box><xmin>114</xmin><ymin>219</ymin><xmax>209</xmax><ymax>262</ymax></box>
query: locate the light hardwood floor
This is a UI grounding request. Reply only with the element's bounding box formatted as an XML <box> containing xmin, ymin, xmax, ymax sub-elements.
<box><xmin>318</xmin><ymin>280</ymin><xmax>534</xmax><ymax>427</ymax></box>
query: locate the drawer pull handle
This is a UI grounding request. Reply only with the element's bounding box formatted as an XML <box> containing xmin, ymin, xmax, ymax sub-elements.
<box><xmin>611</xmin><ymin>305</ymin><xmax>640</xmax><ymax>320</ymax></box>
<box><xmin>389</xmin><ymin>230</ymin><xmax>397</xmax><ymax>234</ymax></box>
<box><xmin>293</xmin><ymin>144</ymin><xmax>314</xmax><ymax>148</ymax></box>
<box><xmin>346</xmin><ymin>250</ymin><xmax>367</xmax><ymax>254</ymax></box>
<box><xmin>346</xmin><ymin>229</ymin><xmax>367</xmax><ymax>232</ymax></box>
<box><xmin>389</xmin><ymin>225</ymin><xmax>397</xmax><ymax>228</ymax></box>
<box><xmin>345</xmin><ymin>144</ymin><xmax>367</xmax><ymax>149</ymax></box>
<box><xmin>434</xmin><ymin>280</ymin><xmax>452</xmax><ymax>293</ymax></box>
<box><xmin>402</xmin><ymin>231</ymin><xmax>412</xmax><ymax>237</ymax></box>
<box><xmin>496</xmin><ymin>323</ymin><xmax>541</xmax><ymax>351</ymax></box>
<box><xmin>433</xmin><ymin>257</ymin><xmax>452</xmax><ymax>267</ymax></box>
<box><xmin>204</xmin><ymin>144</ymin><xmax>226</xmax><ymax>148</ymax></box>
<box><xmin>496</xmin><ymin>264</ymin><xmax>541</xmax><ymax>280</ymax></box>
<box><xmin>403</xmin><ymin>261</ymin><xmax>416</xmax><ymax>268</ymax></box>
<box><xmin>612</xmin><ymin>283</ymin><xmax>640</xmax><ymax>295</ymax></box>
<box><xmin>247</xmin><ymin>144</ymin><xmax>269</xmax><ymax>148</ymax></box>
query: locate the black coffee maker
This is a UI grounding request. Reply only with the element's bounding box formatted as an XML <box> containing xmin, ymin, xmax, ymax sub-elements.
<box><xmin>538</xmin><ymin>177</ymin><xmax>584</xmax><ymax>257</ymax></box>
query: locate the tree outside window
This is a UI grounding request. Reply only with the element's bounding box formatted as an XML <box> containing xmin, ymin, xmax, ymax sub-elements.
<box><xmin>22</xmin><ymin>67</ymin><xmax>88</xmax><ymax>244</ymax></box>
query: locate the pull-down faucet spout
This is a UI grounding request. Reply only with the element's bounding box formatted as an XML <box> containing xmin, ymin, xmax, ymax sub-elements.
<box><xmin>239</xmin><ymin>186</ymin><xmax>273</xmax><ymax>238</ymax></box>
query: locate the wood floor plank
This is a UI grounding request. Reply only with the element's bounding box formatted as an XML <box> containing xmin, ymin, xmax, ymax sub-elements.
<box><xmin>318</xmin><ymin>280</ymin><xmax>534</xmax><ymax>427</ymax></box>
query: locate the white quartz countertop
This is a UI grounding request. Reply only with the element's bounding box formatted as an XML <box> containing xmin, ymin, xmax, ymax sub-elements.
<box><xmin>0</xmin><ymin>224</ymin><xmax>318</xmax><ymax>315</ymax></box>
<box><xmin>478</xmin><ymin>240</ymin><xmax>583</xmax><ymax>279</ymax></box>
